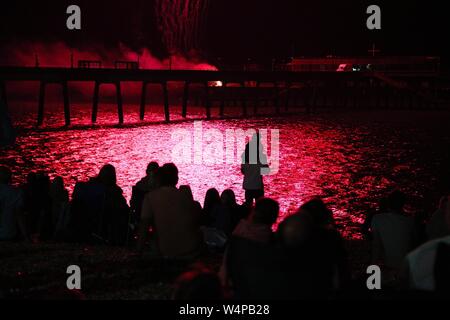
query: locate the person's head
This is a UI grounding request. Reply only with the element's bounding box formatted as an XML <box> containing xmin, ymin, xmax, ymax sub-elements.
<box><xmin>378</xmin><ymin>197</ymin><xmax>389</xmax><ymax>213</ymax></box>
<box><xmin>298</xmin><ymin>198</ymin><xmax>334</xmax><ymax>227</ymax></box>
<box><xmin>97</xmin><ymin>164</ymin><xmax>117</xmax><ymax>187</ymax></box>
<box><xmin>253</xmin><ymin>198</ymin><xmax>280</xmax><ymax>226</ymax></box>
<box><xmin>278</xmin><ymin>213</ymin><xmax>314</xmax><ymax>248</ymax></box>
<box><xmin>386</xmin><ymin>190</ymin><xmax>406</xmax><ymax>213</ymax></box>
<box><xmin>0</xmin><ymin>166</ymin><xmax>12</xmax><ymax>185</ymax></box>
<box><xmin>221</xmin><ymin>189</ymin><xmax>236</xmax><ymax>207</ymax></box>
<box><xmin>172</xmin><ymin>266</ymin><xmax>223</xmax><ymax>300</ymax></box>
<box><xmin>26</xmin><ymin>172</ymin><xmax>36</xmax><ymax>185</ymax></box>
<box><xmin>158</xmin><ymin>163</ymin><xmax>179</xmax><ymax>187</ymax></box>
<box><xmin>204</xmin><ymin>188</ymin><xmax>220</xmax><ymax>211</ymax></box>
<box><xmin>35</xmin><ymin>172</ymin><xmax>51</xmax><ymax>192</ymax></box>
<box><xmin>51</xmin><ymin>176</ymin><xmax>65</xmax><ymax>190</ymax></box>
<box><xmin>179</xmin><ymin>185</ymin><xmax>194</xmax><ymax>201</ymax></box>
<box><xmin>146</xmin><ymin>161</ymin><xmax>159</xmax><ymax>176</ymax></box>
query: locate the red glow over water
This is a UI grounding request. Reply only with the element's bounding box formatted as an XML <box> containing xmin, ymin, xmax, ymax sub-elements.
<box><xmin>1</xmin><ymin>42</ymin><xmax>217</xmax><ymax>70</ymax></box>
<box><xmin>2</xmin><ymin>104</ymin><xmax>450</xmax><ymax>239</ymax></box>
<box><xmin>1</xmin><ymin>42</ymin><xmax>218</xmax><ymax>104</ymax></box>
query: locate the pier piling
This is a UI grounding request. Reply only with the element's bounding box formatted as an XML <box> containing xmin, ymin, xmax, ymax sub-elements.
<box><xmin>182</xmin><ymin>81</ymin><xmax>190</xmax><ymax>118</ymax></box>
<box><xmin>62</xmin><ymin>81</ymin><xmax>71</xmax><ymax>126</ymax></box>
<box><xmin>241</xmin><ymin>82</ymin><xmax>247</xmax><ymax>117</ymax></box>
<box><xmin>140</xmin><ymin>82</ymin><xmax>147</xmax><ymax>120</ymax></box>
<box><xmin>204</xmin><ymin>82</ymin><xmax>211</xmax><ymax>119</ymax></box>
<box><xmin>37</xmin><ymin>81</ymin><xmax>46</xmax><ymax>126</ymax></box>
<box><xmin>92</xmin><ymin>81</ymin><xmax>100</xmax><ymax>123</ymax></box>
<box><xmin>162</xmin><ymin>81</ymin><xmax>170</xmax><ymax>122</ymax></box>
<box><xmin>116</xmin><ymin>82</ymin><xmax>124</xmax><ymax>124</ymax></box>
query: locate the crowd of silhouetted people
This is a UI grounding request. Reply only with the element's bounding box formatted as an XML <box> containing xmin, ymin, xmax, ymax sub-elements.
<box><xmin>1</xmin><ymin>161</ymin><xmax>450</xmax><ymax>299</ymax></box>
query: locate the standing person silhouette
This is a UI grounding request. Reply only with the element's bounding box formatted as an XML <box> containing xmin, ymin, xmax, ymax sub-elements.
<box><xmin>241</xmin><ymin>133</ymin><xmax>269</xmax><ymax>207</ymax></box>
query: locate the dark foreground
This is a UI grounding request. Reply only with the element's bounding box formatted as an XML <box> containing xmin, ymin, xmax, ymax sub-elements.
<box><xmin>0</xmin><ymin>240</ymin><xmax>370</xmax><ymax>300</ymax></box>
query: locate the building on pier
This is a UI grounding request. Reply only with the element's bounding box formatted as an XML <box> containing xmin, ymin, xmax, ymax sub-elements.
<box><xmin>276</xmin><ymin>56</ymin><xmax>440</xmax><ymax>76</ymax></box>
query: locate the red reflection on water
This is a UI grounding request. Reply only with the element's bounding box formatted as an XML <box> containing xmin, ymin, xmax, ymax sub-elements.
<box><xmin>3</xmin><ymin>106</ymin><xmax>450</xmax><ymax>239</ymax></box>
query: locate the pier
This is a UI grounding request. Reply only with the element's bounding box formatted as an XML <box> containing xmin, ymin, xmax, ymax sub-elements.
<box><xmin>0</xmin><ymin>66</ymin><xmax>444</xmax><ymax>126</ymax></box>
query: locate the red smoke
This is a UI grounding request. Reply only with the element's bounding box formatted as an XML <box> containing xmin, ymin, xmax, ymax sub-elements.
<box><xmin>1</xmin><ymin>42</ymin><xmax>217</xmax><ymax>103</ymax></box>
<box><xmin>0</xmin><ymin>41</ymin><xmax>217</xmax><ymax>70</ymax></box>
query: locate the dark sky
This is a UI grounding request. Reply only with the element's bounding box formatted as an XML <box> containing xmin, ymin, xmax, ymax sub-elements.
<box><xmin>0</xmin><ymin>0</ymin><xmax>448</xmax><ymax>62</ymax></box>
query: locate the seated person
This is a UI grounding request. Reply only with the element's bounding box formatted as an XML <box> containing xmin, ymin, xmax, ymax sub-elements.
<box><xmin>138</xmin><ymin>163</ymin><xmax>203</xmax><ymax>258</ymax></box>
<box><xmin>0</xmin><ymin>166</ymin><xmax>27</xmax><ymax>241</ymax></box>
<box><xmin>69</xmin><ymin>164</ymin><xmax>129</xmax><ymax>245</ymax></box>
<box><xmin>426</xmin><ymin>195</ymin><xmax>450</xmax><ymax>240</ymax></box>
<box><xmin>371</xmin><ymin>191</ymin><xmax>416</xmax><ymax>270</ymax></box>
<box><xmin>406</xmin><ymin>196</ymin><xmax>450</xmax><ymax>291</ymax></box>
<box><xmin>221</xmin><ymin>198</ymin><xmax>283</xmax><ymax>298</ymax></box>
<box><xmin>130</xmin><ymin>162</ymin><xmax>159</xmax><ymax>226</ymax></box>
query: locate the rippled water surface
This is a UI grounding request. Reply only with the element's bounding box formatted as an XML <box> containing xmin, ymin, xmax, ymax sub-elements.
<box><xmin>2</xmin><ymin>102</ymin><xmax>450</xmax><ymax>239</ymax></box>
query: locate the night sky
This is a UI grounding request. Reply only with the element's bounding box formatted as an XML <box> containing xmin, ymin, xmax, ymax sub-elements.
<box><xmin>0</xmin><ymin>1</ymin><xmax>448</xmax><ymax>62</ymax></box>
